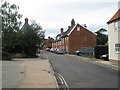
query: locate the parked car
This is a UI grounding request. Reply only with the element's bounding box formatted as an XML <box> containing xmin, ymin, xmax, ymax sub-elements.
<box><xmin>76</xmin><ymin>50</ymin><xmax>84</xmax><ymax>56</ymax></box>
<box><xmin>56</xmin><ymin>49</ymin><xmax>65</xmax><ymax>54</ymax></box>
<box><xmin>76</xmin><ymin>48</ymin><xmax>94</xmax><ymax>56</ymax></box>
<box><xmin>50</xmin><ymin>48</ymin><xmax>54</xmax><ymax>52</ymax></box>
<box><xmin>84</xmin><ymin>48</ymin><xmax>94</xmax><ymax>55</ymax></box>
<box><xmin>53</xmin><ymin>48</ymin><xmax>57</xmax><ymax>53</ymax></box>
<box><xmin>45</xmin><ymin>48</ymin><xmax>51</xmax><ymax>51</ymax></box>
<box><xmin>50</xmin><ymin>48</ymin><xmax>57</xmax><ymax>53</ymax></box>
<box><xmin>100</xmin><ymin>54</ymin><xmax>109</xmax><ymax>60</ymax></box>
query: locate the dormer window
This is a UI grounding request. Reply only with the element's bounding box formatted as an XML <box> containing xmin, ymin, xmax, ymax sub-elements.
<box><xmin>77</xmin><ymin>26</ymin><xmax>80</xmax><ymax>31</ymax></box>
<box><xmin>115</xmin><ymin>21</ymin><xmax>120</xmax><ymax>31</ymax></box>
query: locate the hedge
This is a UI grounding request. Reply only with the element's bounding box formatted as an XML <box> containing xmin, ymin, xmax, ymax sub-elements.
<box><xmin>95</xmin><ymin>45</ymin><xmax>108</xmax><ymax>59</ymax></box>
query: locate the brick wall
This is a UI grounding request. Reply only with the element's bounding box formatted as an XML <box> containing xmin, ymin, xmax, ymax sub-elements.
<box><xmin>69</xmin><ymin>24</ymin><xmax>96</xmax><ymax>53</ymax></box>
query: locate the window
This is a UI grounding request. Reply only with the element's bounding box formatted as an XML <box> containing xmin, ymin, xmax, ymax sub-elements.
<box><xmin>77</xmin><ymin>26</ymin><xmax>80</xmax><ymax>31</ymax></box>
<box><xmin>115</xmin><ymin>21</ymin><xmax>120</xmax><ymax>31</ymax></box>
<box><xmin>84</xmin><ymin>36</ymin><xmax>87</xmax><ymax>41</ymax></box>
<box><xmin>115</xmin><ymin>44</ymin><xmax>120</xmax><ymax>53</ymax></box>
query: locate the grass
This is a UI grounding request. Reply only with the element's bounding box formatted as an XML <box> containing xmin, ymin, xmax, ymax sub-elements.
<box><xmin>81</xmin><ymin>55</ymin><xmax>95</xmax><ymax>58</ymax></box>
<box><xmin>69</xmin><ymin>53</ymin><xmax>95</xmax><ymax>58</ymax></box>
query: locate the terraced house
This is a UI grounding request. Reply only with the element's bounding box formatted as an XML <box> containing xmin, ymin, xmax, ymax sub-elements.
<box><xmin>52</xmin><ymin>19</ymin><xmax>96</xmax><ymax>53</ymax></box>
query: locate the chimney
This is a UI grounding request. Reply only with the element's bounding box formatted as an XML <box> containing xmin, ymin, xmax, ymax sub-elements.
<box><xmin>48</xmin><ymin>36</ymin><xmax>51</xmax><ymax>40</ymax></box>
<box><xmin>82</xmin><ymin>24</ymin><xmax>87</xmax><ymax>28</ymax></box>
<box><xmin>71</xmin><ymin>19</ymin><xmax>75</xmax><ymax>27</ymax></box>
<box><xmin>68</xmin><ymin>26</ymin><xmax>71</xmax><ymax>29</ymax></box>
<box><xmin>60</xmin><ymin>28</ymin><xmax>64</xmax><ymax>33</ymax></box>
<box><xmin>25</xmin><ymin>18</ymin><xmax>28</xmax><ymax>24</ymax></box>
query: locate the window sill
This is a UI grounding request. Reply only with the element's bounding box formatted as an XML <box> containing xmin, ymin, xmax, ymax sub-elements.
<box><xmin>115</xmin><ymin>52</ymin><xmax>120</xmax><ymax>54</ymax></box>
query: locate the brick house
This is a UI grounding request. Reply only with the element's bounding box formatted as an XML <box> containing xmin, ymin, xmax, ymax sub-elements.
<box><xmin>52</xmin><ymin>19</ymin><xmax>96</xmax><ymax>53</ymax></box>
<box><xmin>43</xmin><ymin>37</ymin><xmax>54</xmax><ymax>49</ymax></box>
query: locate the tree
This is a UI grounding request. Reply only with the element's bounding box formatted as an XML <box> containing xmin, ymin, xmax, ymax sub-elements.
<box><xmin>1</xmin><ymin>1</ymin><xmax>45</xmax><ymax>58</ymax></box>
<box><xmin>95</xmin><ymin>28</ymin><xmax>108</xmax><ymax>45</ymax></box>
<box><xmin>21</xmin><ymin>20</ymin><xmax>45</xmax><ymax>57</ymax></box>
<box><xmin>1</xmin><ymin>0</ymin><xmax>22</xmax><ymax>53</ymax></box>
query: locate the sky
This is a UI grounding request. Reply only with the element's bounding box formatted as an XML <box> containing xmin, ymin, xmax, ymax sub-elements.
<box><xmin>3</xmin><ymin>0</ymin><xmax>120</xmax><ymax>39</ymax></box>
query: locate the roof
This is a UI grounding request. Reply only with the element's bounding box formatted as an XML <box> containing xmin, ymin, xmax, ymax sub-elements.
<box><xmin>47</xmin><ymin>38</ymin><xmax>54</xmax><ymax>43</ymax></box>
<box><xmin>107</xmin><ymin>9</ymin><xmax>120</xmax><ymax>24</ymax></box>
<box><xmin>62</xmin><ymin>24</ymin><xmax>95</xmax><ymax>37</ymax></box>
<box><xmin>21</xmin><ymin>18</ymin><xmax>30</xmax><ymax>30</ymax></box>
<box><xmin>61</xmin><ymin>25</ymin><xmax>76</xmax><ymax>37</ymax></box>
<box><xmin>54</xmin><ymin>23</ymin><xmax>95</xmax><ymax>43</ymax></box>
<box><xmin>21</xmin><ymin>23</ymin><xmax>30</xmax><ymax>30</ymax></box>
<box><xmin>54</xmin><ymin>25</ymin><xmax>76</xmax><ymax>42</ymax></box>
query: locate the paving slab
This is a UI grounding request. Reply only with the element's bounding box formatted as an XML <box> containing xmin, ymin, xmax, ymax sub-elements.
<box><xmin>2</xmin><ymin>61</ymin><xmax>25</xmax><ymax>88</ymax></box>
<box><xmin>15</xmin><ymin>58</ymin><xmax>57</xmax><ymax>88</ymax></box>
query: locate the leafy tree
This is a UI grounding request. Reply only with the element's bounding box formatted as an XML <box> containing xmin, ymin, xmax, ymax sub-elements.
<box><xmin>21</xmin><ymin>20</ymin><xmax>45</xmax><ymax>57</ymax></box>
<box><xmin>95</xmin><ymin>28</ymin><xmax>108</xmax><ymax>45</ymax></box>
<box><xmin>1</xmin><ymin>0</ymin><xmax>22</xmax><ymax>53</ymax></box>
<box><xmin>1</xmin><ymin>1</ymin><xmax>45</xmax><ymax>58</ymax></box>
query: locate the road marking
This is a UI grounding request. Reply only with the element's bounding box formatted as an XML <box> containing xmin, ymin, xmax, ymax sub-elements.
<box><xmin>57</xmin><ymin>74</ymin><xmax>64</xmax><ymax>85</ymax></box>
<box><xmin>57</xmin><ymin>73</ymin><xmax>69</xmax><ymax>90</ymax></box>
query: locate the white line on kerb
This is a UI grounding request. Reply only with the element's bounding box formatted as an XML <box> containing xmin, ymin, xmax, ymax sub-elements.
<box><xmin>57</xmin><ymin>73</ymin><xmax>69</xmax><ymax>90</ymax></box>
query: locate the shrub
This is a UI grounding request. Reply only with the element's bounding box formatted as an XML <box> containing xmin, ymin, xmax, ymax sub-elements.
<box><xmin>2</xmin><ymin>51</ymin><xmax>12</xmax><ymax>60</ymax></box>
<box><xmin>95</xmin><ymin>45</ymin><xmax>108</xmax><ymax>59</ymax></box>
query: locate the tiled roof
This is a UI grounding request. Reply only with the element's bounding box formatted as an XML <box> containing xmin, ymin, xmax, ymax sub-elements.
<box><xmin>61</xmin><ymin>25</ymin><xmax>75</xmax><ymax>37</ymax></box>
<box><xmin>54</xmin><ymin>23</ymin><xmax>95</xmax><ymax>42</ymax></box>
<box><xmin>54</xmin><ymin>25</ymin><xmax>75</xmax><ymax>42</ymax></box>
<box><xmin>21</xmin><ymin>18</ymin><xmax>30</xmax><ymax>30</ymax></box>
<box><xmin>21</xmin><ymin>23</ymin><xmax>29</xmax><ymax>30</ymax></box>
<box><xmin>107</xmin><ymin>9</ymin><xmax>120</xmax><ymax>24</ymax></box>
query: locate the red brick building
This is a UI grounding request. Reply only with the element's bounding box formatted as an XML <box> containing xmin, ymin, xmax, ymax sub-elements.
<box><xmin>52</xmin><ymin>19</ymin><xmax>96</xmax><ymax>53</ymax></box>
<box><xmin>43</xmin><ymin>37</ymin><xmax>54</xmax><ymax>49</ymax></box>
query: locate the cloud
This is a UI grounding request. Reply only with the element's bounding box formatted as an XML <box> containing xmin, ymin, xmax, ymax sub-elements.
<box><xmin>6</xmin><ymin>0</ymin><xmax>119</xmax><ymax>38</ymax></box>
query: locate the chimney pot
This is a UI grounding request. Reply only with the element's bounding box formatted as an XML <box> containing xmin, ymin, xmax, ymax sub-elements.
<box><xmin>68</xmin><ymin>26</ymin><xmax>71</xmax><ymax>29</ymax></box>
<box><xmin>60</xmin><ymin>28</ymin><xmax>64</xmax><ymax>33</ymax></box>
<box><xmin>71</xmin><ymin>19</ymin><xmax>75</xmax><ymax>27</ymax></box>
<box><xmin>48</xmin><ymin>36</ymin><xmax>50</xmax><ymax>39</ymax></box>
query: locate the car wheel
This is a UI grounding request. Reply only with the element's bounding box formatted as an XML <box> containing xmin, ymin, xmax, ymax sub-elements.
<box><xmin>79</xmin><ymin>53</ymin><xmax>82</xmax><ymax>56</ymax></box>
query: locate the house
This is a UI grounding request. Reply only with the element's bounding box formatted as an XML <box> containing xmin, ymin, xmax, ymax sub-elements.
<box><xmin>107</xmin><ymin>3</ymin><xmax>120</xmax><ymax>63</ymax></box>
<box><xmin>44</xmin><ymin>37</ymin><xmax>54</xmax><ymax>49</ymax></box>
<box><xmin>52</xmin><ymin>19</ymin><xmax>96</xmax><ymax>53</ymax></box>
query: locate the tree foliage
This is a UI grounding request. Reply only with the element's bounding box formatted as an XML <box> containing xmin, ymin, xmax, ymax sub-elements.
<box><xmin>1</xmin><ymin>1</ymin><xmax>22</xmax><ymax>53</ymax></box>
<box><xmin>1</xmin><ymin>1</ymin><xmax>45</xmax><ymax>58</ymax></box>
<box><xmin>95</xmin><ymin>28</ymin><xmax>108</xmax><ymax>45</ymax></box>
<box><xmin>21</xmin><ymin>21</ymin><xmax>45</xmax><ymax>57</ymax></box>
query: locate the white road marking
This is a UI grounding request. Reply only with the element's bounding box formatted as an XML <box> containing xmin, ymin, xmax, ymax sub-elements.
<box><xmin>57</xmin><ymin>73</ymin><xmax>69</xmax><ymax>90</ymax></box>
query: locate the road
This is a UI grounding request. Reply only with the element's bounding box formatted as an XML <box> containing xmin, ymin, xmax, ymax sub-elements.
<box><xmin>44</xmin><ymin>51</ymin><xmax>118</xmax><ymax>88</ymax></box>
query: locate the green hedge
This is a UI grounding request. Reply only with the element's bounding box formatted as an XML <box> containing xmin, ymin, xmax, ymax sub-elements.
<box><xmin>2</xmin><ymin>51</ymin><xmax>12</xmax><ymax>60</ymax></box>
<box><xmin>95</xmin><ymin>45</ymin><xmax>108</xmax><ymax>59</ymax></box>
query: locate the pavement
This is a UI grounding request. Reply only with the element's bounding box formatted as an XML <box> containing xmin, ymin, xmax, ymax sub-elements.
<box><xmin>2</xmin><ymin>61</ymin><xmax>25</xmax><ymax>88</ymax></box>
<box><xmin>66</xmin><ymin>54</ymin><xmax>120</xmax><ymax>71</ymax></box>
<box><xmin>2</xmin><ymin>53</ymin><xmax>58</xmax><ymax>88</ymax></box>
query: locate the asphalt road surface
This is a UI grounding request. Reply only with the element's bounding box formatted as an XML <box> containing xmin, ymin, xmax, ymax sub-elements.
<box><xmin>43</xmin><ymin>51</ymin><xmax>118</xmax><ymax>88</ymax></box>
